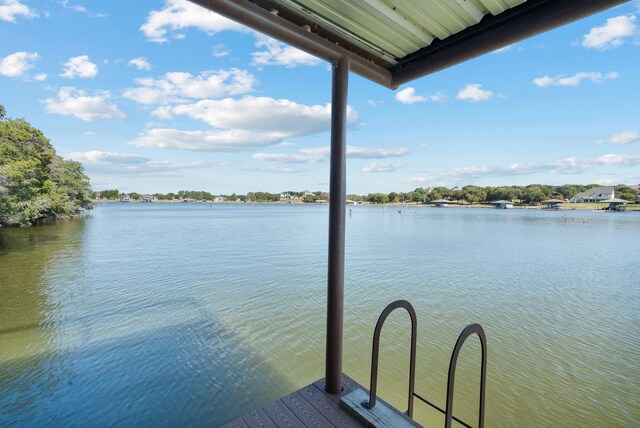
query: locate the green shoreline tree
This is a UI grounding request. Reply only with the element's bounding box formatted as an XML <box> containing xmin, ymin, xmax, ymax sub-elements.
<box><xmin>0</xmin><ymin>106</ymin><xmax>94</xmax><ymax>227</ymax></box>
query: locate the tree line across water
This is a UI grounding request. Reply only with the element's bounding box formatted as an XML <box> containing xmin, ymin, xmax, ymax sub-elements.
<box><xmin>96</xmin><ymin>184</ymin><xmax>638</xmax><ymax>205</ymax></box>
<box><xmin>365</xmin><ymin>184</ymin><xmax>637</xmax><ymax>205</ymax></box>
<box><xmin>0</xmin><ymin>106</ymin><xmax>93</xmax><ymax>227</ymax></box>
<box><xmin>2</xmin><ymin>104</ymin><xmax>636</xmax><ymax>227</ymax></box>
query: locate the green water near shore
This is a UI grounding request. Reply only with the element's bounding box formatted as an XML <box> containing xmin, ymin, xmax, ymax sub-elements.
<box><xmin>1</xmin><ymin>203</ymin><xmax>638</xmax><ymax>427</ymax></box>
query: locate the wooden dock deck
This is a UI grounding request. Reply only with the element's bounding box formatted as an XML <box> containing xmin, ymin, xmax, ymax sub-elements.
<box><xmin>221</xmin><ymin>374</ymin><xmax>420</xmax><ymax>428</ymax></box>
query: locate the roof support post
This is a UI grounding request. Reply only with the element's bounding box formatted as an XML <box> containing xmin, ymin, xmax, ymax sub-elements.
<box><xmin>325</xmin><ymin>56</ymin><xmax>349</xmax><ymax>395</ymax></box>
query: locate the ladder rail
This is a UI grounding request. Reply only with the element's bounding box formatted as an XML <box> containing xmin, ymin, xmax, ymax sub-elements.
<box><xmin>444</xmin><ymin>323</ymin><xmax>487</xmax><ymax>428</ymax></box>
<box><xmin>362</xmin><ymin>299</ymin><xmax>417</xmax><ymax>418</ymax></box>
<box><xmin>361</xmin><ymin>301</ymin><xmax>487</xmax><ymax>428</ymax></box>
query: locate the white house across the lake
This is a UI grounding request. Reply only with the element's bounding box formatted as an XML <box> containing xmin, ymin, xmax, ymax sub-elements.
<box><xmin>570</xmin><ymin>186</ymin><xmax>614</xmax><ymax>203</ymax></box>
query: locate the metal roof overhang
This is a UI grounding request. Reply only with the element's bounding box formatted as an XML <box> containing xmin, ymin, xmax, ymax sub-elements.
<box><xmin>189</xmin><ymin>0</ymin><xmax>628</xmax><ymax>89</ymax></box>
<box><xmin>186</xmin><ymin>0</ymin><xmax>629</xmax><ymax>397</ymax></box>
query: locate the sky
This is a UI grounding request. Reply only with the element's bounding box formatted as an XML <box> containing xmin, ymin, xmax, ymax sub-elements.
<box><xmin>1</xmin><ymin>0</ymin><xmax>639</xmax><ymax>194</ymax></box>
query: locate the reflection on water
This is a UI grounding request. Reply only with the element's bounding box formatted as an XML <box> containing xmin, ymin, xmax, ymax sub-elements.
<box><xmin>0</xmin><ymin>216</ymin><xmax>296</xmax><ymax>427</ymax></box>
<box><xmin>1</xmin><ymin>221</ymin><xmax>82</xmax><ymax>424</ymax></box>
<box><xmin>1</xmin><ymin>204</ymin><xmax>639</xmax><ymax>427</ymax></box>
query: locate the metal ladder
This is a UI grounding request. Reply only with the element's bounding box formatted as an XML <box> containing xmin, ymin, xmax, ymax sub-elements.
<box><xmin>361</xmin><ymin>300</ymin><xmax>487</xmax><ymax>428</ymax></box>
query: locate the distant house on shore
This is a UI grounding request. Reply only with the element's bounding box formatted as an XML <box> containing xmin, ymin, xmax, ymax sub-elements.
<box><xmin>279</xmin><ymin>193</ymin><xmax>293</xmax><ymax>201</ymax></box>
<box><xmin>316</xmin><ymin>199</ymin><xmax>328</xmax><ymax>205</ymax></box>
<box><xmin>118</xmin><ymin>193</ymin><xmax>130</xmax><ymax>202</ymax></box>
<box><xmin>492</xmin><ymin>200</ymin><xmax>513</xmax><ymax>209</ymax></box>
<box><xmin>139</xmin><ymin>194</ymin><xmax>157</xmax><ymax>203</ymax></box>
<box><xmin>542</xmin><ymin>199</ymin><xmax>564</xmax><ymax>210</ymax></box>
<box><xmin>94</xmin><ymin>192</ymin><xmax>102</xmax><ymax>200</ymax></box>
<box><xmin>432</xmin><ymin>198</ymin><xmax>453</xmax><ymax>207</ymax></box>
<box><xmin>569</xmin><ymin>186</ymin><xmax>614</xmax><ymax>203</ymax></box>
<box><xmin>213</xmin><ymin>196</ymin><xmax>225</xmax><ymax>203</ymax></box>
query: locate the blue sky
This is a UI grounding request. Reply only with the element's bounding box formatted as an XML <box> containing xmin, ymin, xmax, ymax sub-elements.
<box><xmin>1</xmin><ymin>0</ymin><xmax>639</xmax><ymax>194</ymax></box>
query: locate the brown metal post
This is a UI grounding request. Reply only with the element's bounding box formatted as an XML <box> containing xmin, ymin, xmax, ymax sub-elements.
<box><xmin>325</xmin><ymin>56</ymin><xmax>349</xmax><ymax>395</ymax></box>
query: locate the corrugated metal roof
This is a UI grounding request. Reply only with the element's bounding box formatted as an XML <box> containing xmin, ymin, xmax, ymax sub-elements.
<box><xmin>189</xmin><ymin>0</ymin><xmax>628</xmax><ymax>88</ymax></box>
<box><xmin>269</xmin><ymin>0</ymin><xmax>527</xmax><ymax>65</ymax></box>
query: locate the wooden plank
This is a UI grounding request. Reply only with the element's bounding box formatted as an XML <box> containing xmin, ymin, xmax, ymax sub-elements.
<box><xmin>340</xmin><ymin>375</ymin><xmax>363</xmax><ymax>395</ymax></box>
<box><xmin>340</xmin><ymin>388</ymin><xmax>420</xmax><ymax>428</ymax></box>
<box><xmin>220</xmin><ymin>417</ymin><xmax>249</xmax><ymax>428</ymax></box>
<box><xmin>301</xmin><ymin>384</ymin><xmax>366</xmax><ymax>428</ymax></box>
<box><xmin>262</xmin><ymin>398</ymin><xmax>305</xmax><ymax>428</ymax></box>
<box><xmin>281</xmin><ymin>391</ymin><xmax>336</xmax><ymax>428</ymax></box>
<box><xmin>224</xmin><ymin>376</ymin><xmax>418</xmax><ymax>428</ymax></box>
<box><xmin>242</xmin><ymin>408</ymin><xmax>278</xmax><ymax>428</ymax></box>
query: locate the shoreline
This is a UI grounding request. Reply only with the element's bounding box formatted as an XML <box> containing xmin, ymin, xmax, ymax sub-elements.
<box><xmin>93</xmin><ymin>200</ymin><xmax>640</xmax><ymax>211</ymax></box>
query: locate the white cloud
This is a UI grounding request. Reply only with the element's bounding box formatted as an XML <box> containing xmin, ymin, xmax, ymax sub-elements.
<box><xmin>130</xmin><ymin>93</ymin><xmax>360</xmax><ymax>154</ymax></box>
<box><xmin>408</xmin><ymin>153</ymin><xmax>640</xmax><ymax>183</ymax></box>
<box><xmin>70</xmin><ymin>150</ymin><xmax>305</xmax><ymax>176</ymax></box>
<box><xmin>60</xmin><ymin>55</ymin><xmax>98</xmax><ymax>78</ymax></box>
<box><xmin>129</xmin><ymin>128</ymin><xmax>281</xmax><ymax>152</ymax></box>
<box><xmin>456</xmin><ymin>84</ymin><xmax>496</xmax><ymax>102</ymax></box>
<box><xmin>347</xmin><ymin>147</ymin><xmax>411</xmax><ymax>158</ymax></box>
<box><xmin>0</xmin><ymin>0</ymin><xmax>37</xmax><ymax>23</ymax></box>
<box><xmin>275</xmin><ymin>141</ymin><xmax>295</xmax><ymax>147</ymax></box>
<box><xmin>60</xmin><ymin>0</ymin><xmax>85</xmax><ymax>13</ymax></box>
<box><xmin>253</xmin><ymin>147</ymin><xmax>330</xmax><ymax>163</ymax></box>
<box><xmin>253</xmin><ymin>146</ymin><xmax>410</xmax><ymax>164</ymax></box>
<box><xmin>128</xmin><ymin>57</ymin><xmax>151</xmax><ymax>71</ymax></box>
<box><xmin>69</xmin><ymin>151</ymin><xmax>149</xmax><ymax>165</ymax></box>
<box><xmin>123</xmin><ymin>69</ymin><xmax>255</xmax><ymax>105</ymax></box>
<box><xmin>491</xmin><ymin>43</ymin><xmax>525</xmax><ymax>54</ymax></box>
<box><xmin>0</xmin><ymin>51</ymin><xmax>38</xmax><ymax>77</ymax></box>
<box><xmin>395</xmin><ymin>87</ymin><xmax>445</xmax><ymax>104</ymax></box>
<box><xmin>533</xmin><ymin>71</ymin><xmax>619</xmax><ymax>87</ymax></box>
<box><xmin>212</xmin><ymin>44</ymin><xmax>230</xmax><ymax>58</ymax></box>
<box><xmin>396</xmin><ymin>87</ymin><xmax>426</xmax><ymax>104</ymax></box>
<box><xmin>67</xmin><ymin>150</ymin><xmax>215</xmax><ymax>176</ymax></box>
<box><xmin>141</xmin><ymin>0</ymin><xmax>245</xmax><ymax>43</ymax></box>
<box><xmin>34</xmin><ymin>73</ymin><xmax>47</xmax><ymax>81</ymax></box>
<box><xmin>159</xmin><ymin>96</ymin><xmax>358</xmax><ymax>139</ymax></box>
<box><xmin>59</xmin><ymin>0</ymin><xmax>105</xmax><ymax>17</ymax></box>
<box><xmin>582</xmin><ymin>15</ymin><xmax>637</xmax><ymax>50</ymax></box>
<box><xmin>362</xmin><ymin>162</ymin><xmax>405</xmax><ymax>173</ymax></box>
<box><xmin>251</xmin><ymin>36</ymin><xmax>321</xmax><ymax>68</ymax></box>
<box><xmin>42</xmin><ymin>87</ymin><xmax>126</xmax><ymax>121</ymax></box>
<box><xmin>596</xmin><ymin>130</ymin><xmax>639</xmax><ymax>145</ymax></box>
<box><xmin>431</xmin><ymin>92</ymin><xmax>447</xmax><ymax>102</ymax></box>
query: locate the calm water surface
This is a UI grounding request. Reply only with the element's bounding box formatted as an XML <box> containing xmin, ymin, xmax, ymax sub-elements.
<box><xmin>1</xmin><ymin>203</ymin><xmax>638</xmax><ymax>427</ymax></box>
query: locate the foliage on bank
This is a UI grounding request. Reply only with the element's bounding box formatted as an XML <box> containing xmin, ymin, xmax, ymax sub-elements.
<box><xmin>0</xmin><ymin>106</ymin><xmax>94</xmax><ymax>227</ymax></box>
<box><xmin>368</xmin><ymin>184</ymin><xmax>637</xmax><ymax>205</ymax></box>
<box><xmin>94</xmin><ymin>183</ymin><xmax>638</xmax><ymax>205</ymax></box>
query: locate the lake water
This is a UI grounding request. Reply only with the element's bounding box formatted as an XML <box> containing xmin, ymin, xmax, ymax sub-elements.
<box><xmin>1</xmin><ymin>203</ymin><xmax>638</xmax><ymax>427</ymax></box>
